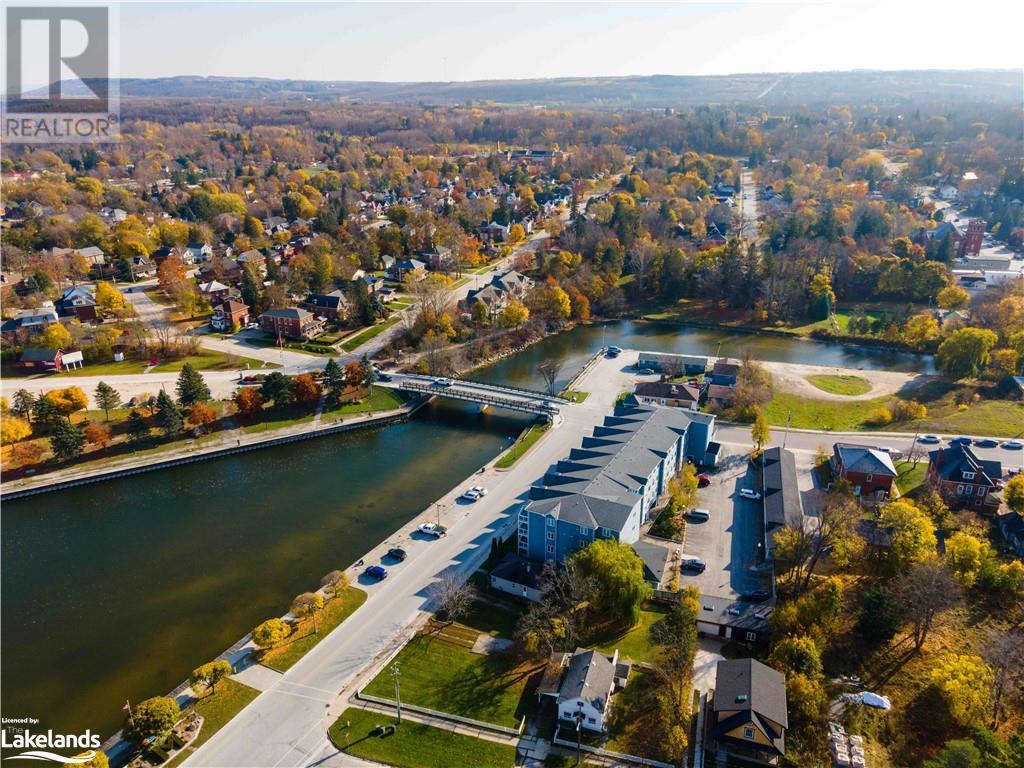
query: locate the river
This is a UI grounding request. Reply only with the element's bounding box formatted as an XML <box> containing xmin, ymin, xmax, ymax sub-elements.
<box><xmin>0</xmin><ymin>321</ymin><xmax>930</xmax><ymax>738</ymax></box>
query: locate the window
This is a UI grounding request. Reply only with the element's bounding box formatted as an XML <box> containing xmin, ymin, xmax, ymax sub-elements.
<box><xmin>965</xmin><ymin>486</ymin><xmax>973</xmax><ymax>496</ymax></box>
<box><xmin>866</xmin><ymin>473</ymin><xmax>873</xmax><ymax>482</ymax></box>
<box><xmin>546</xmin><ymin>517</ymin><xmax>555</xmax><ymax>527</ymax></box>
<box><xmin>746</xmin><ymin>632</ymin><xmax>757</xmax><ymax>642</ymax></box>
<box><xmin>580</xmin><ymin>526</ymin><xmax>589</xmax><ymax>536</ymax></box>
<box><xmin>963</xmin><ymin>472</ymin><xmax>975</xmax><ymax>480</ymax></box>
<box><xmin>978</xmin><ymin>488</ymin><xmax>986</xmax><ymax>497</ymax></box>
<box><xmin>588</xmin><ymin>717</ymin><xmax>596</xmax><ymax>724</ymax></box>
<box><xmin>546</xmin><ymin>545</ymin><xmax>555</xmax><ymax>555</ymax></box>
<box><xmin>743</xmin><ymin>727</ymin><xmax>755</xmax><ymax>740</ymax></box>
<box><xmin>957</xmin><ymin>484</ymin><xmax>965</xmax><ymax>495</ymax></box>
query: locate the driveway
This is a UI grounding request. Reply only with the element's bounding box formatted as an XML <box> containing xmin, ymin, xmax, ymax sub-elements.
<box><xmin>679</xmin><ymin>446</ymin><xmax>768</xmax><ymax>599</ymax></box>
<box><xmin>692</xmin><ymin>637</ymin><xmax>726</xmax><ymax>693</ymax></box>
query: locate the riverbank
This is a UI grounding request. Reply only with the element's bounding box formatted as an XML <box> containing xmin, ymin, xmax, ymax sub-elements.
<box><xmin>0</xmin><ymin>398</ymin><xmax>426</xmax><ymax>500</ymax></box>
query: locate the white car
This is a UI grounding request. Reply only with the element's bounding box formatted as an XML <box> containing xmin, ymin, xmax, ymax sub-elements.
<box><xmin>417</xmin><ymin>522</ymin><xmax>447</xmax><ymax>537</ymax></box>
<box><xmin>1002</xmin><ymin>439</ymin><xmax>1023</xmax><ymax>450</ymax></box>
<box><xmin>919</xmin><ymin>434</ymin><xmax>942</xmax><ymax>444</ymax></box>
<box><xmin>433</xmin><ymin>378</ymin><xmax>452</xmax><ymax>387</ymax></box>
<box><xmin>739</xmin><ymin>488</ymin><xmax>762</xmax><ymax>501</ymax></box>
<box><xmin>461</xmin><ymin>486</ymin><xmax>487</xmax><ymax>502</ymax></box>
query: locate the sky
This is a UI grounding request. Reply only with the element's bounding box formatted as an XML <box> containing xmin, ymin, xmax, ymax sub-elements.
<box><xmin>114</xmin><ymin>1</ymin><xmax>1023</xmax><ymax>82</ymax></box>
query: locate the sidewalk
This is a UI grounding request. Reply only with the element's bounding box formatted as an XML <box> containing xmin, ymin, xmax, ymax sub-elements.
<box><xmin>1</xmin><ymin>403</ymin><xmax>419</xmax><ymax>498</ymax></box>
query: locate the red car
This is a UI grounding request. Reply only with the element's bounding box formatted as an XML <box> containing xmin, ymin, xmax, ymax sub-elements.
<box><xmin>697</xmin><ymin>473</ymin><xmax>711</xmax><ymax>487</ymax></box>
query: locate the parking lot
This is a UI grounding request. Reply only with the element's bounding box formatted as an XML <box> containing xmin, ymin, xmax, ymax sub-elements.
<box><xmin>679</xmin><ymin>445</ymin><xmax>772</xmax><ymax>599</ymax></box>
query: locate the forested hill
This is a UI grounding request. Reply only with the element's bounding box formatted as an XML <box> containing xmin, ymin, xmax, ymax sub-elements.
<box><xmin>46</xmin><ymin>69</ymin><xmax>1023</xmax><ymax>107</ymax></box>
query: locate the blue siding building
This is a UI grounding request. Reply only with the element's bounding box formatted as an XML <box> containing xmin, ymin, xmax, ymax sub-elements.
<box><xmin>518</xmin><ymin>405</ymin><xmax>715</xmax><ymax>565</ymax></box>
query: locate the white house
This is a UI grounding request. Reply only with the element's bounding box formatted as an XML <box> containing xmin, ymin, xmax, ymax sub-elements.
<box><xmin>556</xmin><ymin>648</ymin><xmax>622</xmax><ymax>733</ymax></box>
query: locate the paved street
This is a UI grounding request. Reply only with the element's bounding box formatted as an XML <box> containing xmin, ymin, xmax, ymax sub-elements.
<box><xmin>180</xmin><ymin>353</ymin><xmax>635</xmax><ymax>768</ymax></box>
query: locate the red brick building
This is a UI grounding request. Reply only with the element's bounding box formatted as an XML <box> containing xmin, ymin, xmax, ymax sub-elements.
<box><xmin>832</xmin><ymin>443</ymin><xmax>898</xmax><ymax>500</ymax></box>
<box><xmin>259</xmin><ymin>307</ymin><xmax>325</xmax><ymax>340</ymax></box>
<box><xmin>927</xmin><ymin>444</ymin><xmax>1002</xmax><ymax>509</ymax></box>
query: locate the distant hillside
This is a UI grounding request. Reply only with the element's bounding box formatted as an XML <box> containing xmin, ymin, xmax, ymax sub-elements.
<box><xmin>20</xmin><ymin>69</ymin><xmax>1023</xmax><ymax>107</ymax></box>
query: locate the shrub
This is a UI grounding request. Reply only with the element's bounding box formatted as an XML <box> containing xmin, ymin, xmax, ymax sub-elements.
<box><xmin>867</xmin><ymin>407</ymin><xmax>893</xmax><ymax>426</ymax></box>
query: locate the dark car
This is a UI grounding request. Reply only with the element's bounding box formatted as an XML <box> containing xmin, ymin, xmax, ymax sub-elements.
<box><xmin>681</xmin><ymin>557</ymin><xmax>706</xmax><ymax>573</ymax></box>
<box><xmin>377</xmin><ymin>372</ymin><xmax>393</xmax><ymax>382</ymax></box>
<box><xmin>951</xmin><ymin>436</ymin><xmax>972</xmax><ymax>445</ymax></box>
<box><xmin>975</xmin><ymin>438</ymin><xmax>998</xmax><ymax>448</ymax></box>
<box><xmin>386</xmin><ymin>547</ymin><xmax>408</xmax><ymax>562</ymax></box>
<box><xmin>363</xmin><ymin>565</ymin><xmax>388</xmax><ymax>580</ymax></box>
<box><xmin>740</xmin><ymin>590</ymin><xmax>771</xmax><ymax>603</ymax></box>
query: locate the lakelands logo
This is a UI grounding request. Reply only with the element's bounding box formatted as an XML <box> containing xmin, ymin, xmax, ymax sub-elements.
<box><xmin>1</xmin><ymin>720</ymin><xmax>102</xmax><ymax>763</ymax></box>
<box><xmin>1</xmin><ymin>4</ymin><xmax>120</xmax><ymax>143</ymax></box>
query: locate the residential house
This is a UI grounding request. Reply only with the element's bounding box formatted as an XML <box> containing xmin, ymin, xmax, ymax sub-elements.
<box><xmin>555</xmin><ymin>648</ymin><xmax>624</xmax><ymax>733</ymax></box>
<box><xmin>696</xmin><ymin>595</ymin><xmax>772</xmax><ymax>643</ymax></box>
<box><xmin>128</xmin><ymin>255</ymin><xmax>157</xmax><ymax>279</ymax></box>
<box><xmin>210</xmin><ymin>300</ymin><xmax>250</xmax><ymax>332</ymax></box>
<box><xmin>1</xmin><ymin>304</ymin><xmax>59</xmax><ymax>344</ymax></box>
<box><xmin>831</xmin><ymin>443</ymin><xmax>897</xmax><ymax>500</ymax></box>
<box><xmin>632</xmin><ymin>381</ymin><xmax>701</xmax><ymax>409</ymax></box>
<box><xmin>359</xmin><ymin>274</ymin><xmax>386</xmax><ymax>295</ymax></box>
<box><xmin>259</xmin><ymin>307</ymin><xmax>326</xmax><ymax>340</ymax></box>
<box><xmin>761</xmin><ymin>447</ymin><xmax>804</xmax><ymax>562</ymax></box>
<box><xmin>707</xmin><ymin>357</ymin><xmax>741</xmax><ymax>409</ymax></box>
<box><xmin>489</xmin><ymin>270</ymin><xmax>533</xmax><ymax>299</ymax></box>
<box><xmin>19</xmin><ymin>348</ymin><xmax>84</xmax><ymax>372</ymax></box>
<box><xmin>478</xmin><ymin>221</ymin><xmax>510</xmax><ymax>243</ymax></box>
<box><xmin>636</xmin><ymin>350</ymin><xmax>709</xmax><ymax>376</ymax></box>
<box><xmin>51</xmin><ymin>245</ymin><xmax>106</xmax><ymax>267</ymax></box>
<box><xmin>927</xmin><ymin>444</ymin><xmax>1002</xmax><ymax>509</ymax></box>
<box><xmin>518</xmin><ymin>406</ymin><xmax>715</xmax><ymax>564</ymax></box>
<box><xmin>198</xmin><ymin>280</ymin><xmax>232</xmax><ymax>304</ymax></box>
<box><xmin>387</xmin><ymin>258</ymin><xmax>426</xmax><ymax>282</ymax></box>
<box><xmin>418</xmin><ymin>246</ymin><xmax>453</xmax><ymax>271</ymax></box>
<box><xmin>711</xmin><ymin>659</ymin><xmax>788</xmax><ymax>766</ymax></box>
<box><xmin>236</xmin><ymin>249</ymin><xmax>267</xmax><ymax>276</ymax></box>
<box><xmin>489</xmin><ymin>553</ymin><xmax>542</xmax><ymax>602</ymax></box>
<box><xmin>150</xmin><ymin>245</ymin><xmax>184</xmax><ymax>265</ymax></box>
<box><xmin>185</xmin><ymin>242</ymin><xmax>213</xmax><ymax>263</ymax></box>
<box><xmin>99</xmin><ymin>206</ymin><xmax>127</xmax><ymax>223</ymax></box>
<box><xmin>55</xmin><ymin>286</ymin><xmax>97</xmax><ymax>322</ymax></box>
<box><xmin>302</xmin><ymin>290</ymin><xmax>350</xmax><ymax>322</ymax></box>
<box><xmin>464</xmin><ymin>283</ymin><xmax>507</xmax><ymax>317</ymax></box>
<box><xmin>262</xmin><ymin>216</ymin><xmax>289</xmax><ymax>235</ymax></box>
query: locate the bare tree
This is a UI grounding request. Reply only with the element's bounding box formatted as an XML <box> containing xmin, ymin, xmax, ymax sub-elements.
<box><xmin>983</xmin><ymin>630</ymin><xmax>1024</xmax><ymax>728</ymax></box>
<box><xmin>516</xmin><ymin>560</ymin><xmax>595</xmax><ymax>658</ymax></box>
<box><xmin>774</xmin><ymin>490</ymin><xmax>863</xmax><ymax>595</ymax></box>
<box><xmin>627</xmin><ymin>238</ymin><xmax>657</xmax><ymax>296</ymax></box>
<box><xmin>537</xmin><ymin>359</ymin><xmax>563</xmax><ymax>396</ymax></box>
<box><xmin>427</xmin><ymin>572</ymin><xmax>473</xmax><ymax>624</ymax></box>
<box><xmin>895</xmin><ymin>559</ymin><xmax>962</xmax><ymax>652</ymax></box>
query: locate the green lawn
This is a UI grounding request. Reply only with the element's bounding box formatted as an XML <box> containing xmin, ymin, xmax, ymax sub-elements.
<box><xmin>589</xmin><ymin>603</ymin><xmax>668</xmax><ymax>664</ymax></box>
<box><xmin>57</xmin><ymin>360</ymin><xmax>149</xmax><ymax>376</ymax></box>
<box><xmin>559</xmin><ymin>390</ymin><xmax>590</xmax><ymax>404</ymax></box>
<box><xmin>495</xmin><ymin>420</ymin><xmax>551</xmax><ymax>469</ymax></box>
<box><xmin>241</xmin><ymin>408</ymin><xmax>316</xmax><ymax>434</ymax></box>
<box><xmin>321</xmin><ymin>387</ymin><xmax>408</xmax><ymax>417</ymax></box>
<box><xmin>806</xmin><ymin>374</ymin><xmax>872</xmax><ymax>396</ymax></box>
<box><xmin>340</xmin><ymin>316</ymin><xmax>401</xmax><ymax>352</ymax></box>
<box><xmin>894</xmin><ymin>461</ymin><xmax>928</xmax><ymax>496</ymax></box>
<box><xmin>260</xmin><ymin>587</ymin><xmax>367</xmax><ymax>672</ymax></box>
<box><xmin>144</xmin><ymin>288</ymin><xmax>175</xmax><ymax>306</ymax></box>
<box><xmin>163</xmin><ymin>679</ymin><xmax>260</xmax><ymax>768</ymax></box>
<box><xmin>765</xmin><ymin>390</ymin><xmax>888</xmax><ymax>432</ymax></box>
<box><xmin>328</xmin><ymin>707</ymin><xmax>515</xmax><ymax>768</ymax></box>
<box><xmin>152</xmin><ymin>350</ymin><xmax>273</xmax><ymax>373</ymax></box>
<box><xmin>363</xmin><ymin>620</ymin><xmax>542</xmax><ymax>727</ymax></box>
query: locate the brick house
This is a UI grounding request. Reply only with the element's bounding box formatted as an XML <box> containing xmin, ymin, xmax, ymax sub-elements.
<box><xmin>926</xmin><ymin>444</ymin><xmax>1002</xmax><ymax>509</ymax></box>
<box><xmin>831</xmin><ymin>443</ymin><xmax>898</xmax><ymax>500</ymax></box>
<box><xmin>211</xmin><ymin>300</ymin><xmax>250</xmax><ymax>332</ymax></box>
<box><xmin>302</xmin><ymin>289</ymin><xmax>350</xmax><ymax>322</ymax></box>
<box><xmin>259</xmin><ymin>307</ymin><xmax>325</xmax><ymax>340</ymax></box>
<box><xmin>55</xmin><ymin>286</ymin><xmax>97</xmax><ymax>322</ymax></box>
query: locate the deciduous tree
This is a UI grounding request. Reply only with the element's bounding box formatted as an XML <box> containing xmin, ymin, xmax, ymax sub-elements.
<box><xmin>1</xmin><ymin>416</ymin><xmax>31</xmax><ymax>444</ymax></box>
<box><xmin>571</xmin><ymin>539</ymin><xmax>649</xmax><ymax>625</ymax></box>
<box><xmin>931</xmin><ymin>654</ymin><xmax>993</xmax><ymax>727</ymax></box>
<box><xmin>320</xmin><ymin>570</ymin><xmax>349</xmax><ymax>598</ymax></box>
<box><xmin>427</xmin><ymin>572</ymin><xmax>473</xmax><ymax>624</ymax></box>
<box><xmin>83</xmin><ymin>421</ymin><xmax>112</xmax><ymax>450</ymax></box>
<box><xmin>36</xmin><ymin>322</ymin><xmax>73</xmax><ymax>350</ymax></box>
<box><xmin>190</xmin><ymin>660</ymin><xmax>232</xmax><ymax>695</ymax></box>
<box><xmin>234</xmin><ymin>387</ymin><xmax>264</xmax><ymax>417</ymax></box>
<box><xmin>936</xmin><ymin>327</ymin><xmax>998</xmax><ymax>379</ymax></box>
<box><xmin>46</xmin><ymin>386</ymin><xmax>89</xmax><ymax>415</ymax></box>
<box><xmin>290</xmin><ymin>592</ymin><xmax>325</xmax><ymax>634</ymax></box>
<box><xmin>252</xmin><ymin>618</ymin><xmax>290</xmax><ymax>649</ymax></box>
<box><xmin>896</xmin><ymin>559</ymin><xmax>962</xmax><ymax>651</ymax></box>
<box><xmin>293</xmin><ymin>373</ymin><xmax>322</xmax><ymax>405</ymax></box>
<box><xmin>187</xmin><ymin>402</ymin><xmax>217</xmax><ymax>432</ymax></box>
<box><xmin>123</xmin><ymin>696</ymin><xmax>179</xmax><ymax>746</ymax></box>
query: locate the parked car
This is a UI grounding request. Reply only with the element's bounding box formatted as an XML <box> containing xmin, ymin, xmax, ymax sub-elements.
<box><xmin>417</xmin><ymin>522</ymin><xmax>447</xmax><ymax>537</ymax></box>
<box><xmin>607</xmin><ymin>346</ymin><xmax>622</xmax><ymax>355</ymax></box>
<box><xmin>386</xmin><ymin>547</ymin><xmax>408</xmax><ymax>562</ymax></box>
<box><xmin>951</xmin><ymin>436</ymin><xmax>973</xmax><ymax>445</ymax></box>
<box><xmin>739</xmin><ymin>488</ymin><xmax>762</xmax><ymax>500</ymax></box>
<box><xmin>1000</xmin><ymin>439</ymin><xmax>1023</xmax><ymax>450</ymax></box>
<box><xmin>461</xmin><ymin>485</ymin><xmax>488</xmax><ymax>501</ymax></box>
<box><xmin>740</xmin><ymin>590</ymin><xmax>771</xmax><ymax>603</ymax></box>
<box><xmin>919</xmin><ymin>434</ymin><xmax>942</xmax><ymax>444</ymax></box>
<box><xmin>363</xmin><ymin>565</ymin><xmax>388</xmax><ymax>580</ymax></box>
<box><xmin>433</xmin><ymin>378</ymin><xmax>452</xmax><ymax>387</ymax></box>
<box><xmin>687</xmin><ymin>508</ymin><xmax>710</xmax><ymax>521</ymax></box>
<box><xmin>975</xmin><ymin>438</ymin><xmax>998</xmax><ymax>448</ymax></box>
<box><xmin>681</xmin><ymin>557</ymin><xmax>706</xmax><ymax>573</ymax></box>
<box><xmin>377</xmin><ymin>372</ymin><xmax>393</xmax><ymax>382</ymax></box>
<box><xmin>637</xmin><ymin>368</ymin><xmax>655</xmax><ymax>375</ymax></box>
<box><xmin>697</xmin><ymin>473</ymin><xmax>711</xmax><ymax>487</ymax></box>
<box><xmin>245</xmin><ymin>322</ymin><xmax>260</xmax><ymax>330</ymax></box>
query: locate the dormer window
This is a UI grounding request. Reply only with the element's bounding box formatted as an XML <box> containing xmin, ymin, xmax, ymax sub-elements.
<box><xmin>963</xmin><ymin>472</ymin><xmax>975</xmax><ymax>480</ymax></box>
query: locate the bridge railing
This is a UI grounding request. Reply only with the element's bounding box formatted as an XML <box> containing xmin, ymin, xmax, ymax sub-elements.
<box><xmin>452</xmin><ymin>376</ymin><xmax>562</xmax><ymax>402</ymax></box>
<box><xmin>393</xmin><ymin>381</ymin><xmax>558</xmax><ymax>416</ymax></box>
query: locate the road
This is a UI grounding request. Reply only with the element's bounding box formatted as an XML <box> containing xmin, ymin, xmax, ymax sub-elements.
<box><xmin>376</xmin><ymin>372</ymin><xmax>562</xmax><ymax>416</ymax></box>
<box><xmin>738</xmin><ymin>166</ymin><xmax>760</xmax><ymax>240</ymax></box>
<box><xmin>181</xmin><ymin>352</ymin><xmax>637</xmax><ymax>768</ymax></box>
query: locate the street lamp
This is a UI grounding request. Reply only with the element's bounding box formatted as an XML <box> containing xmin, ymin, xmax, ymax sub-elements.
<box><xmin>391</xmin><ymin>663</ymin><xmax>402</xmax><ymax>726</ymax></box>
<box><xmin>574</xmin><ymin>701</ymin><xmax>585</xmax><ymax>764</ymax></box>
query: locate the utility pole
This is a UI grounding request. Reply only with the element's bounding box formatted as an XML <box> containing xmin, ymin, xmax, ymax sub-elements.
<box><xmin>391</xmin><ymin>663</ymin><xmax>402</xmax><ymax>725</ymax></box>
<box><xmin>435</xmin><ymin>501</ymin><xmax>441</xmax><ymax>527</ymax></box>
<box><xmin>574</xmin><ymin>703</ymin><xmax>585</xmax><ymax>764</ymax></box>
<box><xmin>715</xmin><ymin>340</ymin><xmax>723</xmax><ymax>361</ymax></box>
<box><xmin>783</xmin><ymin>410</ymin><xmax>793</xmax><ymax>449</ymax></box>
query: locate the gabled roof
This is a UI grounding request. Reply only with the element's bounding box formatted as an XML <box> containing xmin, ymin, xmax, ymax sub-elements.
<box><xmin>762</xmin><ymin>447</ymin><xmax>803</xmax><ymax>529</ymax></box>
<box><xmin>304</xmin><ymin>290</ymin><xmax>350</xmax><ymax>310</ymax></box>
<box><xmin>713</xmin><ymin>658</ymin><xmax>787</xmax><ymax>755</ymax></box>
<box><xmin>558</xmin><ymin>648</ymin><xmax>616</xmax><ymax>713</ymax></box>
<box><xmin>20</xmin><ymin>348</ymin><xmax>61</xmax><ymax>362</ymax></box>
<box><xmin>199</xmin><ymin>280</ymin><xmax>229</xmax><ymax>293</ymax></box>
<box><xmin>928</xmin><ymin>444</ymin><xmax>1001</xmax><ymax>487</ymax></box>
<box><xmin>834</xmin><ymin>443</ymin><xmax>897</xmax><ymax>477</ymax></box>
<box><xmin>633</xmin><ymin>381</ymin><xmax>700</xmax><ymax>403</ymax></box>
<box><xmin>261</xmin><ymin>307</ymin><xmax>316</xmax><ymax>322</ymax></box>
<box><xmin>58</xmin><ymin>286</ymin><xmax>96</xmax><ymax>306</ymax></box>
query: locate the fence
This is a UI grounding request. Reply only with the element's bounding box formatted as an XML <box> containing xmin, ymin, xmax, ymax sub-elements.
<box><xmin>392</xmin><ymin>381</ymin><xmax>557</xmax><ymax>416</ymax></box>
<box><xmin>552</xmin><ymin>727</ymin><xmax>676</xmax><ymax>768</ymax></box>
<box><xmin>355</xmin><ymin>690</ymin><xmax>526</xmax><ymax>737</ymax></box>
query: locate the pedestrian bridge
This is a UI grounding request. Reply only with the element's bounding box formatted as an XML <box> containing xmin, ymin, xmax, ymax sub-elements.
<box><xmin>376</xmin><ymin>373</ymin><xmax>563</xmax><ymax>417</ymax></box>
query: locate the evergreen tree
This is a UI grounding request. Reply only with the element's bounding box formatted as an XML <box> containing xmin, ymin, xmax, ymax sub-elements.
<box><xmin>49</xmin><ymin>416</ymin><xmax>85</xmax><ymax>460</ymax></box>
<box><xmin>175</xmin><ymin>363</ymin><xmax>211</xmax><ymax>406</ymax></box>
<box><xmin>155</xmin><ymin>390</ymin><xmax>183</xmax><ymax>436</ymax></box>
<box><xmin>360</xmin><ymin>353</ymin><xmax>377</xmax><ymax>393</ymax></box>
<box><xmin>323</xmin><ymin>359</ymin><xmax>344</xmax><ymax>397</ymax></box>
<box><xmin>240</xmin><ymin>264</ymin><xmax>263</xmax><ymax>311</ymax></box>
<box><xmin>126</xmin><ymin>409</ymin><xmax>150</xmax><ymax>444</ymax></box>
<box><xmin>94</xmin><ymin>381</ymin><xmax>121</xmax><ymax>421</ymax></box>
<box><xmin>11</xmin><ymin>389</ymin><xmax>36</xmax><ymax>421</ymax></box>
<box><xmin>32</xmin><ymin>396</ymin><xmax>59</xmax><ymax>429</ymax></box>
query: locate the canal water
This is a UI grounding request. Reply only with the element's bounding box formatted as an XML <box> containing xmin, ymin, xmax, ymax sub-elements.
<box><xmin>0</xmin><ymin>321</ymin><xmax>930</xmax><ymax>738</ymax></box>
